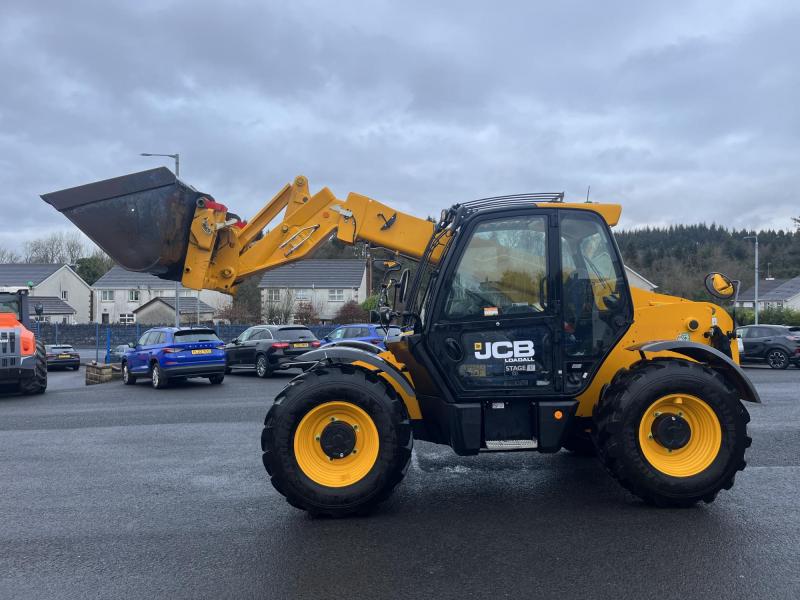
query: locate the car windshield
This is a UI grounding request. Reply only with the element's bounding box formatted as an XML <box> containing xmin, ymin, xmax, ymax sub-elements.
<box><xmin>46</xmin><ymin>345</ymin><xmax>74</xmax><ymax>351</ymax></box>
<box><xmin>277</xmin><ymin>328</ymin><xmax>315</xmax><ymax>341</ymax></box>
<box><xmin>174</xmin><ymin>330</ymin><xmax>221</xmax><ymax>343</ymax></box>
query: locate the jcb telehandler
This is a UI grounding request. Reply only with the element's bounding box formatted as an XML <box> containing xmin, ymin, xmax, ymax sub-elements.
<box><xmin>0</xmin><ymin>289</ymin><xmax>47</xmax><ymax>395</ymax></box>
<box><xmin>43</xmin><ymin>168</ymin><xmax>757</xmax><ymax>515</ymax></box>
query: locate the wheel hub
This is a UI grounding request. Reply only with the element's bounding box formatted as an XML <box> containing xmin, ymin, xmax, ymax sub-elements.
<box><xmin>651</xmin><ymin>413</ymin><xmax>691</xmax><ymax>450</ymax></box>
<box><xmin>319</xmin><ymin>420</ymin><xmax>357</xmax><ymax>459</ymax></box>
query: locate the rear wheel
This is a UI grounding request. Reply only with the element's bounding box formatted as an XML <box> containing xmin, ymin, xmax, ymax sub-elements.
<box><xmin>20</xmin><ymin>340</ymin><xmax>47</xmax><ymax>395</ymax></box>
<box><xmin>151</xmin><ymin>363</ymin><xmax>168</xmax><ymax>389</ymax></box>
<box><xmin>209</xmin><ymin>374</ymin><xmax>224</xmax><ymax>385</ymax></box>
<box><xmin>261</xmin><ymin>365</ymin><xmax>412</xmax><ymax>517</ymax></box>
<box><xmin>766</xmin><ymin>348</ymin><xmax>789</xmax><ymax>370</ymax></box>
<box><xmin>256</xmin><ymin>355</ymin><xmax>272</xmax><ymax>378</ymax></box>
<box><xmin>594</xmin><ymin>359</ymin><xmax>750</xmax><ymax>507</ymax></box>
<box><xmin>122</xmin><ymin>361</ymin><xmax>136</xmax><ymax>385</ymax></box>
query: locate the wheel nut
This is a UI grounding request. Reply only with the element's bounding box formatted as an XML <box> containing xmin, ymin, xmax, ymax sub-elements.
<box><xmin>315</xmin><ymin>435</ymin><xmax>320</xmax><ymax>441</ymax></box>
<box><xmin>330</xmin><ymin>417</ymin><xmax>336</xmax><ymax>422</ymax></box>
<box><xmin>648</xmin><ymin>433</ymin><xmax>654</xmax><ymax>440</ymax></box>
<box><xmin>352</xmin><ymin>449</ymin><xmax>358</xmax><ymax>454</ymax></box>
<box><xmin>654</xmin><ymin>412</ymin><xmax>661</xmax><ymax>417</ymax></box>
<box><xmin>353</xmin><ymin>425</ymin><xmax>359</xmax><ymax>431</ymax></box>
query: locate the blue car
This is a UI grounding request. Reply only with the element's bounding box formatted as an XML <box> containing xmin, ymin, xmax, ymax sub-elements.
<box><xmin>121</xmin><ymin>327</ymin><xmax>227</xmax><ymax>389</ymax></box>
<box><xmin>321</xmin><ymin>323</ymin><xmax>403</xmax><ymax>350</ymax></box>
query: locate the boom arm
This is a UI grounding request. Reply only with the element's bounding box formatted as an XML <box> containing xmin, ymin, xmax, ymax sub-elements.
<box><xmin>182</xmin><ymin>175</ymin><xmax>437</xmax><ymax>294</ymax></box>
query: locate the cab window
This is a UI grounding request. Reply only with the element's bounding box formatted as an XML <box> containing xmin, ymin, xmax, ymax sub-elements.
<box><xmin>560</xmin><ymin>211</ymin><xmax>630</xmax><ymax>358</ymax></box>
<box><xmin>442</xmin><ymin>215</ymin><xmax>548</xmax><ymax>319</ymax></box>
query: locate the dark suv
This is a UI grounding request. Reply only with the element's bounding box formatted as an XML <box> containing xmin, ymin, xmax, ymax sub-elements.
<box><xmin>225</xmin><ymin>325</ymin><xmax>320</xmax><ymax>377</ymax></box>
<box><xmin>736</xmin><ymin>324</ymin><xmax>800</xmax><ymax>369</ymax></box>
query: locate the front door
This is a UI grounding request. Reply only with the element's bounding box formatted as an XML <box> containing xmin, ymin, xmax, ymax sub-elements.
<box><xmin>425</xmin><ymin>210</ymin><xmax>560</xmax><ymax>398</ymax></box>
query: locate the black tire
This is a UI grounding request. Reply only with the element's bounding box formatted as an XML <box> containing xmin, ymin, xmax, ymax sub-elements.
<box><xmin>20</xmin><ymin>340</ymin><xmax>47</xmax><ymax>395</ymax></box>
<box><xmin>209</xmin><ymin>374</ymin><xmax>224</xmax><ymax>385</ymax></box>
<box><xmin>122</xmin><ymin>361</ymin><xmax>137</xmax><ymax>385</ymax></box>
<box><xmin>765</xmin><ymin>348</ymin><xmax>789</xmax><ymax>370</ymax></box>
<box><xmin>562</xmin><ymin>426</ymin><xmax>596</xmax><ymax>456</ymax></box>
<box><xmin>256</xmin><ymin>354</ymin><xmax>272</xmax><ymax>378</ymax></box>
<box><xmin>151</xmin><ymin>362</ymin><xmax>168</xmax><ymax>389</ymax></box>
<box><xmin>593</xmin><ymin>359</ymin><xmax>750</xmax><ymax>507</ymax></box>
<box><xmin>261</xmin><ymin>365</ymin><xmax>413</xmax><ymax>517</ymax></box>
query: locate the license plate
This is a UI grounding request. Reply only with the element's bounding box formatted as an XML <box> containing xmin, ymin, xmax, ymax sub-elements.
<box><xmin>293</xmin><ymin>343</ymin><xmax>309</xmax><ymax>348</ymax></box>
<box><xmin>191</xmin><ymin>349</ymin><xmax>212</xmax><ymax>355</ymax></box>
<box><xmin>58</xmin><ymin>354</ymin><xmax>71</xmax><ymax>359</ymax></box>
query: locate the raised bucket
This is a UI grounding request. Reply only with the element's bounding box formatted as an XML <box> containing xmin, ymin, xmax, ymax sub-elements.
<box><xmin>41</xmin><ymin>167</ymin><xmax>204</xmax><ymax>282</ymax></box>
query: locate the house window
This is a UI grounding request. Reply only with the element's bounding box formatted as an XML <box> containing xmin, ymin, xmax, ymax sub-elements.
<box><xmin>119</xmin><ymin>313</ymin><xmax>135</xmax><ymax>324</ymax></box>
<box><xmin>295</xmin><ymin>289</ymin><xmax>310</xmax><ymax>301</ymax></box>
<box><xmin>101</xmin><ymin>290</ymin><xmax>114</xmax><ymax>302</ymax></box>
<box><xmin>328</xmin><ymin>289</ymin><xmax>344</xmax><ymax>302</ymax></box>
<box><xmin>266</xmin><ymin>288</ymin><xmax>281</xmax><ymax>302</ymax></box>
<box><xmin>61</xmin><ymin>290</ymin><xmax>69</xmax><ymax>301</ymax></box>
<box><xmin>129</xmin><ymin>290</ymin><xmax>140</xmax><ymax>302</ymax></box>
<box><xmin>101</xmin><ymin>313</ymin><xmax>110</xmax><ymax>324</ymax></box>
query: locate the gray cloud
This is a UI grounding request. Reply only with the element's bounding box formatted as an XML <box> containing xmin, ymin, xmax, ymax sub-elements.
<box><xmin>1</xmin><ymin>0</ymin><xmax>798</xmax><ymax>253</ymax></box>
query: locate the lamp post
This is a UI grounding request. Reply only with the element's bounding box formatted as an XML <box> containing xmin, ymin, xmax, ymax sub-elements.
<box><xmin>744</xmin><ymin>234</ymin><xmax>759</xmax><ymax>325</ymax></box>
<box><xmin>140</xmin><ymin>153</ymin><xmax>182</xmax><ymax>327</ymax></box>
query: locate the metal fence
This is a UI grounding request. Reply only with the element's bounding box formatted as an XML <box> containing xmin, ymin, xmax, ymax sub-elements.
<box><xmin>33</xmin><ymin>322</ymin><xmax>339</xmax><ymax>361</ymax></box>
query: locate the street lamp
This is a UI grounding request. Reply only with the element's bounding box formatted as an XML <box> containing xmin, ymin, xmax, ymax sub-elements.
<box><xmin>140</xmin><ymin>152</ymin><xmax>182</xmax><ymax>327</ymax></box>
<box><xmin>744</xmin><ymin>234</ymin><xmax>759</xmax><ymax>325</ymax></box>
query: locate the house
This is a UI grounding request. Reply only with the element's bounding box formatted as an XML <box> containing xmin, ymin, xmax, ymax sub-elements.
<box><xmin>258</xmin><ymin>259</ymin><xmax>368</xmax><ymax>323</ymax></box>
<box><xmin>624</xmin><ymin>266</ymin><xmax>657</xmax><ymax>291</ymax></box>
<box><xmin>91</xmin><ymin>266</ymin><xmax>231</xmax><ymax>324</ymax></box>
<box><xmin>27</xmin><ymin>296</ymin><xmax>77</xmax><ymax>324</ymax></box>
<box><xmin>0</xmin><ymin>263</ymin><xmax>91</xmax><ymax>323</ymax></box>
<box><xmin>133</xmin><ymin>297</ymin><xmax>216</xmax><ymax>325</ymax></box>
<box><xmin>735</xmin><ymin>276</ymin><xmax>800</xmax><ymax>311</ymax></box>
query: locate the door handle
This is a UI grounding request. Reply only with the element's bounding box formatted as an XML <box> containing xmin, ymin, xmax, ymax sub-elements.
<box><xmin>444</xmin><ymin>338</ymin><xmax>463</xmax><ymax>361</ymax></box>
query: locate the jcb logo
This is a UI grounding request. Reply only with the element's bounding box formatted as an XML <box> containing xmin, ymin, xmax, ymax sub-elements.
<box><xmin>474</xmin><ymin>341</ymin><xmax>535</xmax><ymax>360</ymax></box>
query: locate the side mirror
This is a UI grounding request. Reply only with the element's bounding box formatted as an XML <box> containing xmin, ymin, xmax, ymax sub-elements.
<box><xmin>127</xmin><ymin>342</ymin><xmax>136</xmax><ymax>349</ymax></box>
<box><xmin>398</xmin><ymin>268</ymin><xmax>410</xmax><ymax>304</ymax></box>
<box><xmin>704</xmin><ymin>272</ymin><xmax>736</xmax><ymax>299</ymax></box>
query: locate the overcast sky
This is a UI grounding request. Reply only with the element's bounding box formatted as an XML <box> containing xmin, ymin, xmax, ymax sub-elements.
<box><xmin>1</xmin><ymin>0</ymin><xmax>797</xmax><ymax>252</ymax></box>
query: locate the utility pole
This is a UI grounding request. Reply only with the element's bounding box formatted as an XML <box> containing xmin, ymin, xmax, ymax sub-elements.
<box><xmin>140</xmin><ymin>152</ymin><xmax>181</xmax><ymax>327</ymax></box>
<box><xmin>745</xmin><ymin>234</ymin><xmax>759</xmax><ymax>325</ymax></box>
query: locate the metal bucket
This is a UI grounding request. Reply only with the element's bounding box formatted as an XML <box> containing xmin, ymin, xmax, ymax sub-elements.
<box><xmin>41</xmin><ymin>167</ymin><xmax>203</xmax><ymax>282</ymax></box>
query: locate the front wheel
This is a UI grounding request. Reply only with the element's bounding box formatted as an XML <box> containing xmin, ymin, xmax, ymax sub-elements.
<box><xmin>122</xmin><ymin>361</ymin><xmax>137</xmax><ymax>385</ymax></box>
<box><xmin>20</xmin><ymin>340</ymin><xmax>47</xmax><ymax>395</ymax></box>
<box><xmin>594</xmin><ymin>359</ymin><xmax>750</xmax><ymax>507</ymax></box>
<box><xmin>261</xmin><ymin>366</ymin><xmax>412</xmax><ymax>517</ymax></box>
<box><xmin>766</xmin><ymin>348</ymin><xmax>789</xmax><ymax>370</ymax></box>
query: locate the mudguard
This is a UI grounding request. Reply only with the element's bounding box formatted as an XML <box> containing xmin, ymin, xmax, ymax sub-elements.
<box><xmin>629</xmin><ymin>340</ymin><xmax>761</xmax><ymax>403</ymax></box>
<box><xmin>289</xmin><ymin>346</ymin><xmax>415</xmax><ymax>399</ymax></box>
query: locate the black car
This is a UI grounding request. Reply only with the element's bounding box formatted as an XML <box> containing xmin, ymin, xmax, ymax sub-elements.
<box><xmin>45</xmin><ymin>344</ymin><xmax>80</xmax><ymax>370</ymax></box>
<box><xmin>736</xmin><ymin>324</ymin><xmax>800</xmax><ymax>369</ymax></box>
<box><xmin>225</xmin><ymin>325</ymin><xmax>320</xmax><ymax>377</ymax></box>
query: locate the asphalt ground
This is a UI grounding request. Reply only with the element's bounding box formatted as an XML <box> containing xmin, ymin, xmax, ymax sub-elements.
<box><xmin>0</xmin><ymin>364</ymin><xmax>798</xmax><ymax>600</ymax></box>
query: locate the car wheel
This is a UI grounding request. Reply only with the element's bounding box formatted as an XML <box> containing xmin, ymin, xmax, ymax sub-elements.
<box><xmin>209</xmin><ymin>374</ymin><xmax>224</xmax><ymax>385</ymax></box>
<box><xmin>766</xmin><ymin>348</ymin><xmax>789</xmax><ymax>370</ymax></box>
<box><xmin>122</xmin><ymin>361</ymin><xmax>137</xmax><ymax>385</ymax></box>
<box><xmin>151</xmin><ymin>363</ymin><xmax>168</xmax><ymax>389</ymax></box>
<box><xmin>256</xmin><ymin>355</ymin><xmax>272</xmax><ymax>378</ymax></box>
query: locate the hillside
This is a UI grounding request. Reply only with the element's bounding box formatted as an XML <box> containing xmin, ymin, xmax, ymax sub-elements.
<box><xmin>616</xmin><ymin>224</ymin><xmax>800</xmax><ymax>299</ymax></box>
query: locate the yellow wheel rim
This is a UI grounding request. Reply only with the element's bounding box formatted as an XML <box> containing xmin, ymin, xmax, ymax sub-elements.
<box><xmin>638</xmin><ymin>394</ymin><xmax>722</xmax><ymax>478</ymax></box>
<box><xmin>293</xmin><ymin>401</ymin><xmax>380</xmax><ymax>488</ymax></box>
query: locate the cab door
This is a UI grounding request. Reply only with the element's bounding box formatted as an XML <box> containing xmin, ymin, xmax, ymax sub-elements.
<box><xmin>424</xmin><ymin>210</ymin><xmax>561</xmax><ymax>398</ymax></box>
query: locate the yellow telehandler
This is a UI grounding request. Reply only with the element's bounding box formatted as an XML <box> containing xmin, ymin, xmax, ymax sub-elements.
<box><xmin>43</xmin><ymin>168</ymin><xmax>757</xmax><ymax>515</ymax></box>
